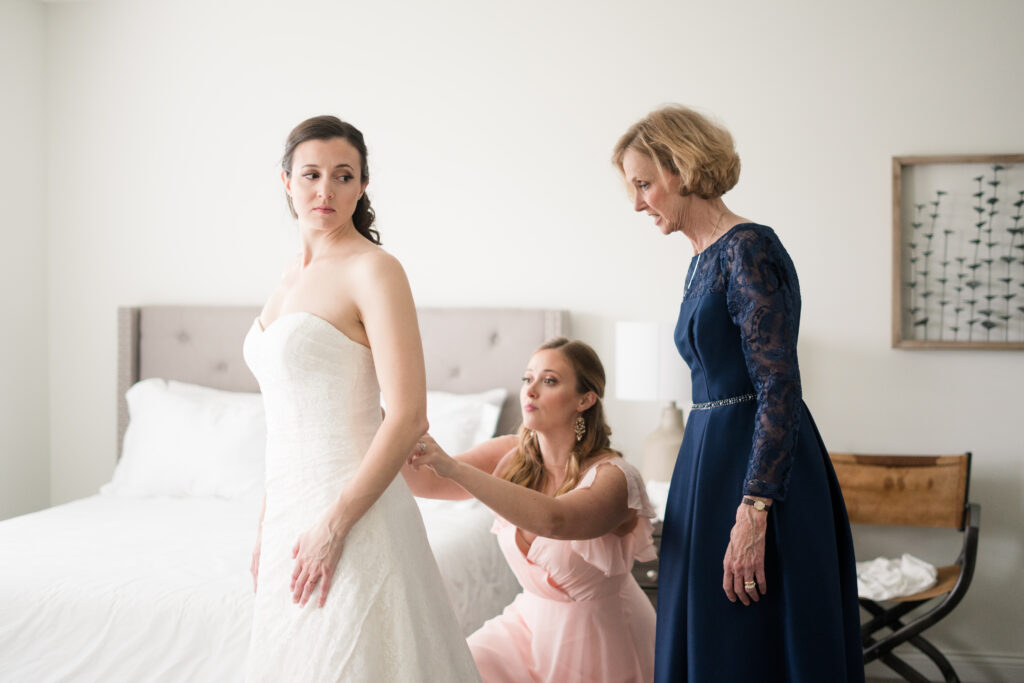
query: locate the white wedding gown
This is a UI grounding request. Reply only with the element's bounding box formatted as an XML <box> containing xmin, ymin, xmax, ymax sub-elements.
<box><xmin>243</xmin><ymin>312</ymin><xmax>480</xmax><ymax>682</ymax></box>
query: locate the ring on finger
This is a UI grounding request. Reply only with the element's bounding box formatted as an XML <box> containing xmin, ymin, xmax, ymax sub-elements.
<box><xmin>744</xmin><ymin>580</ymin><xmax>757</xmax><ymax>591</ymax></box>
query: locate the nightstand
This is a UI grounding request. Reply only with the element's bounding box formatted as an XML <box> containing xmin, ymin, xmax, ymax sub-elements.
<box><xmin>632</xmin><ymin>521</ymin><xmax>663</xmax><ymax>609</ymax></box>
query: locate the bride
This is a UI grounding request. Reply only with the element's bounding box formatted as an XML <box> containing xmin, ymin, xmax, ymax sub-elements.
<box><xmin>243</xmin><ymin>115</ymin><xmax>480</xmax><ymax>682</ymax></box>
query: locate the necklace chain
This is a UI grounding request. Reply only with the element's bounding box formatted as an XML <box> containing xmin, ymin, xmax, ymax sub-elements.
<box><xmin>685</xmin><ymin>211</ymin><xmax>727</xmax><ymax>296</ymax></box>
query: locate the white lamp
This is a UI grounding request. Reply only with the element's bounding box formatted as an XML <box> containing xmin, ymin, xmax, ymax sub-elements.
<box><xmin>615</xmin><ymin>321</ymin><xmax>691</xmax><ymax>482</ymax></box>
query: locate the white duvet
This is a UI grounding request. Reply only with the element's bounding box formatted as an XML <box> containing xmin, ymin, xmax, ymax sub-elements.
<box><xmin>0</xmin><ymin>494</ymin><xmax>517</xmax><ymax>683</ymax></box>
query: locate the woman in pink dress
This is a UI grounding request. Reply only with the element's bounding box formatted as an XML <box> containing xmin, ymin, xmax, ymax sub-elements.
<box><xmin>403</xmin><ymin>337</ymin><xmax>657</xmax><ymax>683</ymax></box>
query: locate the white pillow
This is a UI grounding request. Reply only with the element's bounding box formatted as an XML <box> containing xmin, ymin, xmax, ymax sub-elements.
<box><xmin>426</xmin><ymin>388</ymin><xmax>508</xmax><ymax>455</ymax></box>
<box><xmin>102</xmin><ymin>378</ymin><xmax>266</xmax><ymax>499</ymax></box>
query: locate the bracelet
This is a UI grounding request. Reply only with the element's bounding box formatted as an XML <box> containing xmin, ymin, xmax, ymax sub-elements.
<box><xmin>741</xmin><ymin>497</ymin><xmax>771</xmax><ymax>511</ymax></box>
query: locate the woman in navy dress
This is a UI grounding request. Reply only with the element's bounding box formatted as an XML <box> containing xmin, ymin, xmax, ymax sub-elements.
<box><xmin>612</xmin><ymin>105</ymin><xmax>864</xmax><ymax>682</ymax></box>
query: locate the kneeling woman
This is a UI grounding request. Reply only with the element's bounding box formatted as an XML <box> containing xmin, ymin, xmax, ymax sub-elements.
<box><xmin>403</xmin><ymin>337</ymin><xmax>657</xmax><ymax>683</ymax></box>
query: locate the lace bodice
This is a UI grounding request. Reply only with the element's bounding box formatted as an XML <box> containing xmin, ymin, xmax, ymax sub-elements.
<box><xmin>678</xmin><ymin>223</ymin><xmax>803</xmax><ymax>500</ymax></box>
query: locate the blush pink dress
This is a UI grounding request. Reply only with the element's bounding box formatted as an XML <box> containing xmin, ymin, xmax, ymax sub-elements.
<box><xmin>468</xmin><ymin>458</ymin><xmax>657</xmax><ymax>683</ymax></box>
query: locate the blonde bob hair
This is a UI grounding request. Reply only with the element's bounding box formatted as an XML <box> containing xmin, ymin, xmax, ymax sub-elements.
<box><xmin>612</xmin><ymin>104</ymin><xmax>740</xmax><ymax>200</ymax></box>
<box><xmin>499</xmin><ymin>337</ymin><xmax>620</xmax><ymax>497</ymax></box>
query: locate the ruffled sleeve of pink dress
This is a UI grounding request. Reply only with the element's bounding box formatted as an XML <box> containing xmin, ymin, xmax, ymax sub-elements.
<box><xmin>569</xmin><ymin>459</ymin><xmax>659</xmax><ymax>574</ymax></box>
<box><xmin>467</xmin><ymin>457</ymin><xmax>658</xmax><ymax>683</ymax></box>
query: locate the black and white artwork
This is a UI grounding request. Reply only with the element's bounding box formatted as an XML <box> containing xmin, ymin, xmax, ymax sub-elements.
<box><xmin>894</xmin><ymin>155</ymin><xmax>1024</xmax><ymax>349</ymax></box>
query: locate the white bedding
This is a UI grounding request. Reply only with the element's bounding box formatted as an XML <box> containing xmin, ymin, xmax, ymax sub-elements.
<box><xmin>0</xmin><ymin>494</ymin><xmax>517</xmax><ymax>683</ymax></box>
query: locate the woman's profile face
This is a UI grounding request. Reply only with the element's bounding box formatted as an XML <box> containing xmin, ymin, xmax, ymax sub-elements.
<box><xmin>283</xmin><ymin>137</ymin><xmax>367</xmax><ymax>232</ymax></box>
<box><xmin>520</xmin><ymin>349</ymin><xmax>586</xmax><ymax>435</ymax></box>
<box><xmin>621</xmin><ymin>147</ymin><xmax>687</xmax><ymax>235</ymax></box>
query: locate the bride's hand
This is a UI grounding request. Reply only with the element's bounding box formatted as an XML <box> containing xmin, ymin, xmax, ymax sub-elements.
<box><xmin>407</xmin><ymin>434</ymin><xmax>458</xmax><ymax>479</ymax></box>
<box><xmin>290</xmin><ymin>516</ymin><xmax>346</xmax><ymax>608</ymax></box>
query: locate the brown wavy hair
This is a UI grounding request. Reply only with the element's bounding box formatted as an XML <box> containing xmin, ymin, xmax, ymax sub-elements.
<box><xmin>499</xmin><ymin>337</ymin><xmax>620</xmax><ymax>496</ymax></box>
<box><xmin>281</xmin><ymin>115</ymin><xmax>381</xmax><ymax>245</ymax></box>
<box><xmin>612</xmin><ymin>104</ymin><xmax>740</xmax><ymax>200</ymax></box>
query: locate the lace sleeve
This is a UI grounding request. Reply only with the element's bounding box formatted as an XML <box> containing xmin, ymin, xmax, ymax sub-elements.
<box><xmin>722</xmin><ymin>226</ymin><xmax>802</xmax><ymax>501</ymax></box>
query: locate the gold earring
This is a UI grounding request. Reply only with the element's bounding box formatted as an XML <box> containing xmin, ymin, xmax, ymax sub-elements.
<box><xmin>574</xmin><ymin>415</ymin><xmax>586</xmax><ymax>442</ymax></box>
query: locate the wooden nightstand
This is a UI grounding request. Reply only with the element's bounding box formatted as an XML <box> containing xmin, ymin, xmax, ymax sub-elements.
<box><xmin>632</xmin><ymin>521</ymin><xmax>663</xmax><ymax>609</ymax></box>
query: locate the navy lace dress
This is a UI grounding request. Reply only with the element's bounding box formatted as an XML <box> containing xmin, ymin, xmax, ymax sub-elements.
<box><xmin>653</xmin><ymin>223</ymin><xmax>864</xmax><ymax>682</ymax></box>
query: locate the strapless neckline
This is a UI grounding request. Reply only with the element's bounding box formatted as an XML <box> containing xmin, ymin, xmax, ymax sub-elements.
<box><xmin>254</xmin><ymin>311</ymin><xmax>370</xmax><ymax>351</ymax></box>
<box><xmin>243</xmin><ymin>304</ymin><xmax>479</xmax><ymax>681</ymax></box>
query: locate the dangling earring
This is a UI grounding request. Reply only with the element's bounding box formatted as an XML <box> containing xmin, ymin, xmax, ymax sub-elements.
<box><xmin>574</xmin><ymin>415</ymin><xmax>586</xmax><ymax>442</ymax></box>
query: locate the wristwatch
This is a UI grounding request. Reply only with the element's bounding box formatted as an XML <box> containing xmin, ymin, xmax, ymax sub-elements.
<box><xmin>741</xmin><ymin>497</ymin><xmax>771</xmax><ymax>511</ymax></box>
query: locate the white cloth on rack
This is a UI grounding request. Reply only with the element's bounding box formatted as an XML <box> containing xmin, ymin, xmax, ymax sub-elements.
<box><xmin>856</xmin><ymin>553</ymin><xmax>937</xmax><ymax>600</ymax></box>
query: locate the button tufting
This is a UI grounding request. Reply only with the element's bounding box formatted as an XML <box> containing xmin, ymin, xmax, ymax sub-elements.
<box><xmin>177</xmin><ymin>331</ymin><xmax>190</xmax><ymax>343</ymax></box>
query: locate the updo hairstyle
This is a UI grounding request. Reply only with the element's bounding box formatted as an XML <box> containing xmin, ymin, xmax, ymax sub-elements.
<box><xmin>281</xmin><ymin>115</ymin><xmax>380</xmax><ymax>244</ymax></box>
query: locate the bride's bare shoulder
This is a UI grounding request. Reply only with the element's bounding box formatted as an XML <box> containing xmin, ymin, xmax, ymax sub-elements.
<box><xmin>347</xmin><ymin>245</ymin><xmax>408</xmax><ymax>284</ymax></box>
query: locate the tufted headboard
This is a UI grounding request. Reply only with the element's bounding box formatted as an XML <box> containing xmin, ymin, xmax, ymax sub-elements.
<box><xmin>116</xmin><ymin>306</ymin><xmax>569</xmax><ymax>457</ymax></box>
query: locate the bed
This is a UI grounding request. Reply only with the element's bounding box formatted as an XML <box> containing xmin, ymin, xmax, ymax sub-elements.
<box><xmin>0</xmin><ymin>305</ymin><xmax>568</xmax><ymax>683</ymax></box>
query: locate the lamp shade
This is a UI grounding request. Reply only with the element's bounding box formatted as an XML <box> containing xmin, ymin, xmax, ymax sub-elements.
<box><xmin>614</xmin><ymin>321</ymin><xmax>690</xmax><ymax>403</ymax></box>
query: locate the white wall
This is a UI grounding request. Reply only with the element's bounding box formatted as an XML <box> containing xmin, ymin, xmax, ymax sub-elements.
<box><xmin>0</xmin><ymin>0</ymin><xmax>49</xmax><ymax>520</ymax></box>
<box><xmin>38</xmin><ymin>0</ymin><xmax>1024</xmax><ymax>674</ymax></box>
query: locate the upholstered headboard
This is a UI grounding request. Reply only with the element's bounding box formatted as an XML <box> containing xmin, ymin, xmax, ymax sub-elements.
<box><xmin>116</xmin><ymin>306</ymin><xmax>569</xmax><ymax>457</ymax></box>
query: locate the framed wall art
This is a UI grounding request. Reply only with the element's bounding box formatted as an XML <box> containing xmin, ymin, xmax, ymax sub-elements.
<box><xmin>893</xmin><ymin>154</ymin><xmax>1024</xmax><ymax>350</ymax></box>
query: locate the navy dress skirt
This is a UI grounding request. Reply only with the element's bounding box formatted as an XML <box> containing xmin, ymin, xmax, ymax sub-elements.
<box><xmin>653</xmin><ymin>224</ymin><xmax>864</xmax><ymax>682</ymax></box>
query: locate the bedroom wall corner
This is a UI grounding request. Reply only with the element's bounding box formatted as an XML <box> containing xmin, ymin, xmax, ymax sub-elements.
<box><xmin>0</xmin><ymin>0</ymin><xmax>50</xmax><ymax>520</ymax></box>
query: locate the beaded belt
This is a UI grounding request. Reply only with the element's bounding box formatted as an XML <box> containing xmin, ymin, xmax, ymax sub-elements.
<box><xmin>689</xmin><ymin>393</ymin><xmax>756</xmax><ymax>411</ymax></box>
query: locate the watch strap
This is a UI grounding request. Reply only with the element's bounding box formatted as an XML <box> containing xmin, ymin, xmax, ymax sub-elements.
<box><xmin>741</xmin><ymin>497</ymin><xmax>771</xmax><ymax>511</ymax></box>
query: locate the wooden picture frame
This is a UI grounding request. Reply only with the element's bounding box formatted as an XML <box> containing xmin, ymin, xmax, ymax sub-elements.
<box><xmin>892</xmin><ymin>154</ymin><xmax>1024</xmax><ymax>350</ymax></box>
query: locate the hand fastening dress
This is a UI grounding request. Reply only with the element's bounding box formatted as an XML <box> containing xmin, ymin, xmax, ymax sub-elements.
<box><xmin>243</xmin><ymin>312</ymin><xmax>481</xmax><ymax>682</ymax></box>
<box><xmin>653</xmin><ymin>224</ymin><xmax>864</xmax><ymax>682</ymax></box>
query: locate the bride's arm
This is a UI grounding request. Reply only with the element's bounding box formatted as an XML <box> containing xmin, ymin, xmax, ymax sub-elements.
<box><xmin>289</xmin><ymin>251</ymin><xmax>428</xmax><ymax>607</ymax></box>
<box><xmin>327</xmin><ymin>251</ymin><xmax>429</xmax><ymax>529</ymax></box>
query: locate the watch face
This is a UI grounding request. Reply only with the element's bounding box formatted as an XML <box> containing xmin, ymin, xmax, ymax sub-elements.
<box><xmin>754</xmin><ymin>500</ymin><xmax>766</xmax><ymax>511</ymax></box>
